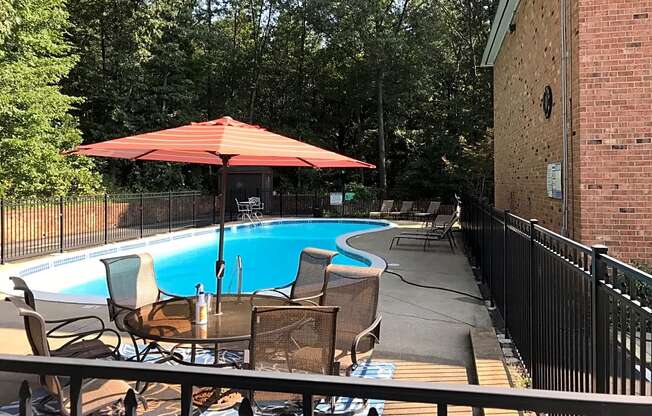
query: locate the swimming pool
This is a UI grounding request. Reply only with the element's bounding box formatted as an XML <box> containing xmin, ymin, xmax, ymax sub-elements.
<box><xmin>7</xmin><ymin>219</ymin><xmax>392</xmax><ymax>303</ymax></box>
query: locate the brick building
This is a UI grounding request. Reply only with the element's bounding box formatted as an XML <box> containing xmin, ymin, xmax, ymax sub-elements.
<box><xmin>482</xmin><ymin>0</ymin><xmax>652</xmax><ymax>262</ymax></box>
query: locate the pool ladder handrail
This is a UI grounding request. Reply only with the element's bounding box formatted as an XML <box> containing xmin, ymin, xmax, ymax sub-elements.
<box><xmin>236</xmin><ymin>255</ymin><xmax>243</xmax><ymax>301</ymax></box>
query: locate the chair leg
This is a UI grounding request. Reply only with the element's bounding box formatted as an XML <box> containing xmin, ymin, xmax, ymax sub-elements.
<box><xmin>448</xmin><ymin>233</ymin><xmax>455</xmax><ymax>253</ymax></box>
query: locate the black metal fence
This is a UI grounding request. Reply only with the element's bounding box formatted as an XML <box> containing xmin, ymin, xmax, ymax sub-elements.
<box><xmin>461</xmin><ymin>196</ymin><xmax>652</xmax><ymax>397</ymax></box>
<box><xmin>3</xmin><ymin>354</ymin><xmax>651</xmax><ymax>416</ymax></box>
<box><xmin>0</xmin><ymin>190</ymin><xmax>448</xmax><ymax>264</ymax></box>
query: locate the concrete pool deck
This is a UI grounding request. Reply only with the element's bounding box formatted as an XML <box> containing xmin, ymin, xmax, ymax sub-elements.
<box><xmin>0</xmin><ymin>221</ymin><xmax>503</xmax><ymax>414</ymax></box>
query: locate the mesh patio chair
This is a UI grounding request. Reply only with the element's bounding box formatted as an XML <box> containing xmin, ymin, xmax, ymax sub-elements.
<box><xmin>389</xmin><ymin>201</ymin><xmax>415</xmax><ymax>220</ymax></box>
<box><xmin>323</xmin><ymin>265</ymin><xmax>382</xmax><ymax>376</ymax></box>
<box><xmin>390</xmin><ymin>212</ymin><xmax>459</xmax><ymax>252</ymax></box>
<box><xmin>6</xmin><ymin>297</ymin><xmax>145</xmax><ymax>416</ymax></box>
<box><xmin>413</xmin><ymin>201</ymin><xmax>441</xmax><ymax>227</ymax></box>
<box><xmin>369</xmin><ymin>200</ymin><xmax>394</xmax><ymax>218</ymax></box>
<box><xmin>238</xmin><ymin>305</ymin><xmax>338</xmax><ymax>415</ymax></box>
<box><xmin>101</xmin><ymin>253</ymin><xmax>184</xmax><ymax>361</ymax></box>
<box><xmin>251</xmin><ymin>247</ymin><xmax>338</xmax><ymax>306</ymax></box>
<box><xmin>8</xmin><ymin>277</ymin><xmax>120</xmax><ymax>360</ymax></box>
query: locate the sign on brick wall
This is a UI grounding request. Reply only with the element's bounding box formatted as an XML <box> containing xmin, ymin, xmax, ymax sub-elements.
<box><xmin>547</xmin><ymin>163</ymin><xmax>563</xmax><ymax>199</ymax></box>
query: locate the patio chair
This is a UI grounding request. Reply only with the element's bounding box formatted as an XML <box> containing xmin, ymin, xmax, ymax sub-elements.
<box><xmin>8</xmin><ymin>277</ymin><xmax>120</xmax><ymax>360</ymax></box>
<box><xmin>239</xmin><ymin>305</ymin><xmax>339</xmax><ymax>414</ymax></box>
<box><xmin>369</xmin><ymin>200</ymin><xmax>394</xmax><ymax>218</ymax></box>
<box><xmin>251</xmin><ymin>247</ymin><xmax>338</xmax><ymax>305</ymax></box>
<box><xmin>248</xmin><ymin>196</ymin><xmax>264</xmax><ymax>220</ymax></box>
<box><xmin>389</xmin><ymin>201</ymin><xmax>415</xmax><ymax>220</ymax></box>
<box><xmin>323</xmin><ymin>265</ymin><xmax>382</xmax><ymax>376</ymax></box>
<box><xmin>413</xmin><ymin>201</ymin><xmax>441</xmax><ymax>226</ymax></box>
<box><xmin>101</xmin><ymin>253</ymin><xmax>183</xmax><ymax>361</ymax></box>
<box><xmin>235</xmin><ymin>198</ymin><xmax>254</xmax><ymax>222</ymax></box>
<box><xmin>6</xmin><ymin>297</ymin><xmax>145</xmax><ymax>416</ymax></box>
<box><xmin>389</xmin><ymin>212</ymin><xmax>459</xmax><ymax>252</ymax></box>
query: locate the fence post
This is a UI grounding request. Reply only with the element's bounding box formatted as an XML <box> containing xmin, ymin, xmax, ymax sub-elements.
<box><xmin>503</xmin><ymin>209</ymin><xmax>510</xmax><ymax>324</ymax></box>
<box><xmin>295</xmin><ymin>192</ymin><xmax>298</xmax><ymax>216</ymax></box>
<box><xmin>18</xmin><ymin>380</ymin><xmax>31</xmax><ymax>416</ymax></box>
<box><xmin>0</xmin><ymin>199</ymin><xmax>4</xmax><ymax>265</ymax></box>
<box><xmin>192</xmin><ymin>193</ymin><xmax>196</xmax><ymax>226</ymax></box>
<box><xmin>487</xmin><ymin>204</ymin><xmax>494</xmax><ymax>308</ymax></box>
<box><xmin>528</xmin><ymin>219</ymin><xmax>539</xmax><ymax>387</ymax></box>
<box><xmin>168</xmin><ymin>191</ymin><xmax>172</xmax><ymax>232</ymax></box>
<box><xmin>280</xmin><ymin>191</ymin><xmax>284</xmax><ymax>217</ymax></box>
<box><xmin>139</xmin><ymin>193</ymin><xmax>144</xmax><ymax>238</ymax></box>
<box><xmin>591</xmin><ymin>244</ymin><xmax>608</xmax><ymax>393</ymax></box>
<box><xmin>59</xmin><ymin>197</ymin><xmax>64</xmax><ymax>253</ymax></box>
<box><xmin>103</xmin><ymin>194</ymin><xmax>108</xmax><ymax>244</ymax></box>
<box><xmin>213</xmin><ymin>194</ymin><xmax>217</xmax><ymax>224</ymax></box>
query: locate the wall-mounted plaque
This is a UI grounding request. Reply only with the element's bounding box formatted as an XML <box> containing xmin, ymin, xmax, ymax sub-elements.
<box><xmin>547</xmin><ymin>163</ymin><xmax>563</xmax><ymax>199</ymax></box>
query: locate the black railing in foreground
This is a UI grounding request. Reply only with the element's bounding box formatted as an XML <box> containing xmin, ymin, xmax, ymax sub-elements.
<box><xmin>0</xmin><ymin>190</ymin><xmax>453</xmax><ymax>264</ymax></box>
<box><xmin>3</xmin><ymin>354</ymin><xmax>652</xmax><ymax>416</ymax></box>
<box><xmin>461</xmin><ymin>196</ymin><xmax>652</xmax><ymax>397</ymax></box>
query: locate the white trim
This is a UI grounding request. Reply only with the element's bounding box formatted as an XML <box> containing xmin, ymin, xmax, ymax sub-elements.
<box><xmin>481</xmin><ymin>0</ymin><xmax>520</xmax><ymax>67</ymax></box>
<box><xmin>1</xmin><ymin>219</ymin><xmax>395</xmax><ymax>304</ymax></box>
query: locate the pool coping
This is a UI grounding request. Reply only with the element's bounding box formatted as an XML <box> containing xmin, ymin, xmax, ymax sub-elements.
<box><xmin>0</xmin><ymin>218</ymin><xmax>397</xmax><ymax>305</ymax></box>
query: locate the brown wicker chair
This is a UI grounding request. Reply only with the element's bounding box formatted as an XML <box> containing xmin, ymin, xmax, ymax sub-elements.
<box><xmin>101</xmin><ymin>253</ymin><xmax>184</xmax><ymax>361</ymax></box>
<box><xmin>239</xmin><ymin>305</ymin><xmax>339</xmax><ymax>415</ymax></box>
<box><xmin>323</xmin><ymin>265</ymin><xmax>382</xmax><ymax>376</ymax></box>
<box><xmin>6</xmin><ymin>297</ymin><xmax>144</xmax><ymax>415</ymax></box>
<box><xmin>251</xmin><ymin>247</ymin><xmax>338</xmax><ymax>306</ymax></box>
<box><xmin>9</xmin><ymin>277</ymin><xmax>120</xmax><ymax>359</ymax></box>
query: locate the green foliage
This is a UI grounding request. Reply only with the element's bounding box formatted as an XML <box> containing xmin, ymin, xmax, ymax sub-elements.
<box><xmin>1</xmin><ymin>0</ymin><xmax>495</xmax><ymax>198</ymax></box>
<box><xmin>0</xmin><ymin>0</ymin><xmax>101</xmax><ymax>198</ymax></box>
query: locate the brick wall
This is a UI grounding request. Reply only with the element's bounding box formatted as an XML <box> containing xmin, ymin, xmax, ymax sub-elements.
<box><xmin>493</xmin><ymin>0</ymin><xmax>578</xmax><ymax>234</ymax></box>
<box><xmin>577</xmin><ymin>0</ymin><xmax>652</xmax><ymax>262</ymax></box>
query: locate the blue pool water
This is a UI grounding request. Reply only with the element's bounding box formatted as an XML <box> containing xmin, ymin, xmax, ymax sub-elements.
<box><xmin>62</xmin><ymin>221</ymin><xmax>387</xmax><ymax>297</ymax></box>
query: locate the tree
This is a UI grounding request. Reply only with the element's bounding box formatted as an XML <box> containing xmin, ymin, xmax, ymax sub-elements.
<box><xmin>0</xmin><ymin>0</ymin><xmax>101</xmax><ymax>198</ymax></box>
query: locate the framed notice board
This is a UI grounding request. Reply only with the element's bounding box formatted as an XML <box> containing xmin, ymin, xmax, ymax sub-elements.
<box><xmin>547</xmin><ymin>163</ymin><xmax>563</xmax><ymax>199</ymax></box>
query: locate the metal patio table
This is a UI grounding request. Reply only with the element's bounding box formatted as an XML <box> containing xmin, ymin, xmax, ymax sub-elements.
<box><xmin>123</xmin><ymin>293</ymin><xmax>290</xmax><ymax>365</ymax></box>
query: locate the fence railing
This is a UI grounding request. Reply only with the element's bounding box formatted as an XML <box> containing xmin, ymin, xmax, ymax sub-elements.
<box><xmin>461</xmin><ymin>196</ymin><xmax>652</xmax><ymax>397</ymax></box>
<box><xmin>0</xmin><ymin>190</ymin><xmax>449</xmax><ymax>264</ymax></box>
<box><xmin>2</xmin><ymin>354</ymin><xmax>651</xmax><ymax>416</ymax></box>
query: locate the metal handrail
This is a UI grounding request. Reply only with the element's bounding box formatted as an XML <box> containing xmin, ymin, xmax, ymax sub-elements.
<box><xmin>1</xmin><ymin>354</ymin><xmax>651</xmax><ymax>415</ymax></box>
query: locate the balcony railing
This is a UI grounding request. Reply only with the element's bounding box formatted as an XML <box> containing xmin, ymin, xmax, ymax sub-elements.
<box><xmin>461</xmin><ymin>196</ymin><xmax>652</xmax><ymax>396</ymax></box>
<box><xmin>1</xmin><ymin>354</ymin><xmax>651</xmax><ymax>416</ymax></box>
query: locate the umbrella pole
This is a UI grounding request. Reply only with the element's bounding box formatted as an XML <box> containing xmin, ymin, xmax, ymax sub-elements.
<box><xmin>215</xmin><ymin>155</ymin><xmax>231</xmax><ymax>315</ymax></box>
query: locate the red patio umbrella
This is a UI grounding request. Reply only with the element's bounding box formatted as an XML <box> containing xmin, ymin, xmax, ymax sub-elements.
<box><xmin>70</xmin><ymin>116</ymin><xmax>374</xmax><ymax>313</ymax></box>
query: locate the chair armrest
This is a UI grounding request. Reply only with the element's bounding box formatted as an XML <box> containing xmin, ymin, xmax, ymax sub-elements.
<box><xmin>288</xmin><ymin>293</ymin><xmax>323</xmax><ymax>306</ymax></box>
<box><xmin>250</xmin><ymin>283</ymin><xmax>293</xmax><ymax>305</ymax></box>
<box><xmin>53</xmin><ymin>327</ymin><xmax>122</xmax><ymax>357</ymax></box>
<box><xmin>158</xmin><ymin>288</ymin><xmax>184</xmax><ymax>300</ymax></box>
<box><xmin>350</xmin><ymin>315</ymin><xmax>382</xmax><ymax>367</ymax></box>
<box><xmin>46</xmin><ymin>315</ymin><xmax>106</xmax><ymax>336</ymax></box>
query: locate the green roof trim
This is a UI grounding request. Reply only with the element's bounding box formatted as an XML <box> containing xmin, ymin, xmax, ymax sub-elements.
<box><xmin>481</xmin><ymin>0</ymin><xmax>520</xmax><ymax>67</ymax></box>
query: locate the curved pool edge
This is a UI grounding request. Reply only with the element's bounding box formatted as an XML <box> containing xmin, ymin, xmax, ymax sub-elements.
<box><xmin>1</xmin><ymin>218</ymin><xmax>396</xmax><ymax>305</ymax></box>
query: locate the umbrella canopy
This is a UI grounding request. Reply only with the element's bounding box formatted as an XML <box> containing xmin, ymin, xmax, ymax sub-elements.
<box><xmin>70</xmin><ymin>116</ymin><xmax>374</xmax><ymax>315</ymax></box>
<box><xmin>73</xmin><ymin>116</ymin><xmax>375</xmax><ymax>169</ymax></box>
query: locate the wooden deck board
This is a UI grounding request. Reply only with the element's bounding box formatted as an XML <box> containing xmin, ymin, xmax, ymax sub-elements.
<box><xmin>382</xmin><ymin>360</ymin><xmax>473</xmax><ymax>416</ymax></box>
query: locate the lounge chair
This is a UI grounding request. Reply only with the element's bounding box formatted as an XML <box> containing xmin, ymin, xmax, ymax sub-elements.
<box><xmin>251</xmin><ymin>247</ymin><xmax>338</xmax><ymax>305</ymax></box>
<box><xmin>369</xmin><ymin>200</ymin><xmax>394</xmax><ymax>218</ymax></box>
<box><xmin>390</xmin><ymin>212</ymin><xmax>459</xmax><ymax>252</ymax></box>
<box><xmin>6</xmin><ymin>296</ymin><xmax>144</xmax><ymax>415</ymax></box>
<box><xmin>323</xmin><ymin>265</ymin><xmax>382</xmax><ymax>376</ymax></box>
<box><xmin>9</xmin><ymin>277</ymin><xmax>120</xmax><ymax>359</ymax></box>
<box><xmin>400</xmin><ymin>213</ymin><xmax>455</xmax><ymax>235</ymax></box>
<box><xmin>413</xmin><ymin>201</ymin><xmax>441</xmax><ymax>226</ymax></box>
<box><xmin>101</xmin><ymin>253</ymin><xmax>183</xmax><ymax>361</ymax></box>
<box><xmin>238</xmin><ymin>305</ymin><xmax>339</xmax><ymax>415</ymax></box>
<box><xmin>389</xmin><ymin>201</ymin><xmax>414</xmax><ymax>220</ymax></box>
